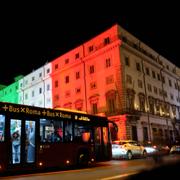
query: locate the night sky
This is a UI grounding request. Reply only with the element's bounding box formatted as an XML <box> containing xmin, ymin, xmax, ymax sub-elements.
<box><xmin>0</xmin><ymin>1</ymin><xmax>179</xmax><ymax>85</ymax></box>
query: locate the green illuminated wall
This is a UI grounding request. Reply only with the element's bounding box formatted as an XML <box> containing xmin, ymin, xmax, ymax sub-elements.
<box><xmin>0</xmin><ymin>81</ymin><xmax>19</xmax><ymax>103</ymax></box>
<box><xmin>0</xmin><ymin>75</ymin><xmax>23</xmax><ymax>104</ymax></box>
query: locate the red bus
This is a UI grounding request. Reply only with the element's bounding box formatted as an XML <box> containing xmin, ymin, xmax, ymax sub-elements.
<box><xmin>0</xmin><ymin>102</ymin><xmax>112</xmax><ymax>173</ymax></box>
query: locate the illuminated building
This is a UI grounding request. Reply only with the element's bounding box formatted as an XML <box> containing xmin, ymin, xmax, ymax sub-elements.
<box><xmin>0</xmin><ymin>24</ymin><xmax>180</xmax><ymax>143</ymax></box>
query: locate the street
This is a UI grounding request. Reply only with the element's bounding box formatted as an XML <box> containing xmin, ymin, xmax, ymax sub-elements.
<box><xmin>1</xmin><ymin>155</ymin><xmax>180</xmax><ymax>180</ymax></box>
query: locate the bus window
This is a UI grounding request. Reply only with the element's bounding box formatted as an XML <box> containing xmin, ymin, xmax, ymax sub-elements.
<box><xmin>0</xmin><ymin>114</ymin><xmax>5</xmax><ymax>142</ymax></box>
<box><xmin>94</xmin><ymin>127</ymin><xmax>101</xmax><ymax>144</ymax></box>
<box><xmin>10</xmin><ymin>119</ymin><xmax>21</xmax><ymax>164</ymax></box>
<box><xmin>25</xmin><ymin>121</ymin><xmax>35</xmax><ymax>163</ymax></box>
<box><xmin>64</xmin><ymin>121</ymin><xmax>73</xmax><ymax>142</ymax></box>
<box><xmin>74</xmin><ymin>122</ymin><xmax>92</xmax><ymax>143</ymax></box>
<box><xmin>103</xmin><ymin>127</ymin><xmax>108</xmax><ymax>144</ymax></box>
<box><xmin>40</xmin><ymin>119</ymin><xmax>63</xmax><ymax>143</ymax></box>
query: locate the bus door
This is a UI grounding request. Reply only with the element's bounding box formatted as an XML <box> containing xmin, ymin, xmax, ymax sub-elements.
<box><xmin>10</xmin><ymin>119</ymin><xmax>36</xmax><ymax>166</ymax></box>
<box><xmin>94</xmin><ymin>126</ymin><xmax>110</xmax><ymax>161</ymax></box>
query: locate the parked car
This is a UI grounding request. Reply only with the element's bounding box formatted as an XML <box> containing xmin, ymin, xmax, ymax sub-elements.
<box><xmin>112</xmin><ymin>140</ymin><xmax>147</xmax><ymax>160</ymax></box>
<box><xmin>170</xmin><ymin>145</ymin><xmax>180</xmax><ymax>154</ymax></box>
<box><xmin>143</xmin><ymin>141</ymin><xmax>170</xmax><ymax>156</ymax></box>
<box><xmin>143</xmin><ymin>143</ymin><xmax>157</xmax><ymax>156</ymax></box>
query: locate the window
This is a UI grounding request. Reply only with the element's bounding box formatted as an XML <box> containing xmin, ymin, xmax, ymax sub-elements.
<box><xmin>138</xmin><ymin>79</ymin><xmax>143</xmax><ymax>88</ymax></box>
<box><xmin>169</xmin><ymin>79</ymin><xmax>172</xmax><ymax>87</ymax></box>
<box><xmin>55</xmin><ymin>80</ymin><xmax>58</xmax><ymax>88</ymax></box>
<box><xmin>92</xmin><ymin>103</ymin><xmax>98</xmax><ymax>114</ymax></box>
<box><xmin>163</xmin><ymin>91</ymin><xmax>167</xmax><ymax>98</ymax></box>
<box><xmin>146</xmin><ymin>67</ymin><xmax>150</xmax><ymax>76</ymax></box>
<box><xmin>125</xmin><ymin>56</ymin><xmax>130</xmax><ymax>66</ymax></box>
<box><xmin>90</xmin><ymin>82</ymin><xmax>97</xmax><ymax>89</ymax></box>
<box><xmin>159</xmin><ymin>89</ymin><xmax>163</xmax><ymax>96</ymax></box>
<box><xmin>152</xmin><ymin>71</ymin><xmax>156</xmax><ymax>79</ymax></box>
<box><xmin>89</xmin><ymin>65</ymin><xmax>95</xmax><ymax>74</ymax></box>
<box><xmin>106</xmin><ymin>58</ymin><xmax>111</xmax><ymax>68</ymax></box>
<box><xmin>154</xmin><ymin>86</ymin><xmax>158</xmax><ymax>94</ymax></box>
<box><xmin>139</xmin><ymin>93</ymin><xmax>145</xmax><ymax>112</ymax></box>
<box><xmin>55</xmin><ymin>64</ymin><xmax>58</xmax><ymax>70</ymax></box>
<box><xmin>54</xmin><ymin>94</ymin><xmax>59</xmax><ymax>101</ymax></box>
<box><xmin>76</xmin><ymin>71</ymin><xmax>80</xmax><ymax>79</ymax></box>
<box><xmin>148</xmin><ymin>96</ymin><xmax>155</xmax><ymax>114</ymax></box>
<box><xmin>143</xmin><ymin>127</ymin><xmax>148</xmax><ymax>142</ymax></box>
<box><xmin>65</xmin><ymin>91</ymin><xmax>71</xmax><ymax>97</ymax></box>
<box><xmin>32</xmin><ymin>76</ymin><xmax>35</xmax><ymax>81</ymax></box>
<box><xmin>47</xmin><ymin>68</ymin><xmax>50</xmax><ymax>74</ymax></box>
<box><xmin>39</xmin><ymin>73</ymin><xmax>42</xmax><ymax>78</ymax></box>
<box><xmin>132</xmin><ymin>126</ymin><xmax>138</xmax><ymax>141</ymax></box>
<box><xmin>170</xmin><ymin>93</ymin><xmax>174</xmax><ymax>100</ymax></box>
<box><xmin>75</xmin><ymin>53</ymin><xmax>79</xmax><ymax>59</ymax></box>
<box><xmin>136</xmin><ymin>62</ymin><xmax>141</xmax><ymax>72</ymax></box>
<box><xmin>39</xmin><ymin>87</ymin><xmax>42</xmax><ymax>94</ymax></box>
<box><xmin>126</xmin><ymin>74</ymin><xmax>132</xmax><ymax>84</ymax></box>
<box><xmin>75</xmin><ymin>88</ymin><xmax>81</xmax><ymax>94</ymax></box>
<box><xmin>65</xmin><ymin>58</ymin><xmax>69</xmax><ymax>64</ymax></box>
<box><xmin>106</xmin><ymin>90</ymin><xmax>116</xmax><ymax>114</ymax></box>
<box><xmin>74</xmin><ymin>122</ymin><xmax>92</xmax><ymax>143</ymax></box>
<box><xmin>89</xmin><ymin>45</ymin><xmax>94</xmax><ymax>52</ymax></box>
<box><xmin>104</xmin><ymin>37</ymin><xmax>110</xmax><ymax>45</ymax></box>
<box><xmin>40</xmin><ymin>119</ymin><xmax>63</xmax><ymax>143</ymax></box>
<box><xmin>64</xmin><ymin>121</ymin><xmax>73</xmax><ymax>142</ymax></box>
<box><xmin>47</xmin><ymin>98</ymin><xmax>51</xmax><ymax>103</ymax></box>
<box><xmin>157</xmin><ymin>73</ymin><xmax>161</xmax><ymax>81</ymax></box>
<box><xmin>32</xmin><ymin>91</ymin><xmax>34</xmax><ymax>97</ymax></box>
<box><xmin>65</xmin><ymin>76</ymin><xmax>69</xmax><ymax>83</ymax></box>
<box><xmin>0</xmin><ymin>114</ymin><xmax>5</xmax><ymax>142</ymax></box>
<box><xmin>126</xmin><ymin>89</ymin><xmax>135</xmax><ymax>111</ymax></box>
<box><xmin>107</xmin><ymin>98</ymin><xmax>116</xmax><ymax>113</ymax></box>
<box><xmin>147</xmin><ymin>84</ymin><xmax>152</xmax><ymax>92</ymax></box>
<box><xmin>161</xmin><ymin>76</ymin><xmax>165</xmax><ymax>83</ymax></box>
<box><xmin>106</xmin><ymin>75</ymin><xmax>114</xmax><ymax>84</ymax></box>
<box><xmin>47</xmin><ymin>84</ymin><xmax>50</xmax><ymax>91</ymax></box>
<box><xmin>25</xmin><ymin>93</ymin><xmax>28</xmax><ymax>100</ymax></box>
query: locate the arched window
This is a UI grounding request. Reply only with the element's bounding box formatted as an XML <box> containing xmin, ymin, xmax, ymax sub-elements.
<box><xmin>89</xmin><ymin>94</ymin><xmax>99</xmax><ymax>114</ymax></box>
<box><xmin>126</xmin><ymin>89</ymin><xmax>135</xmax><ymax>111</ymax></box>
<box><xmin>138</xmin><ymin>93</ymin><xmax>145</xmax><ymax>112</ymax></box>
<box><xmin>74</xmin><ymin>99</ymin><xmax>83</xmax><ymax>111</ymax></box>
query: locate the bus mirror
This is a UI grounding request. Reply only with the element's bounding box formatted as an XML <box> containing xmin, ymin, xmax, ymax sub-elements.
<box><xmin>108</xmin><ymin>121</ymin><xmax>118</xmax><ymax>132</ymax></box>
<box><xmin>113</xmin><ymin>123</ymin><xmax>118</xmax><ymax>132</ymax></box>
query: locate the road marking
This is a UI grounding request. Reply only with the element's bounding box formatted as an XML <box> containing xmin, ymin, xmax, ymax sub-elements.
<box><xmin>99</xmin><ymin>171</ymin><xmax>138</xmax><ymax>180</ymax></box>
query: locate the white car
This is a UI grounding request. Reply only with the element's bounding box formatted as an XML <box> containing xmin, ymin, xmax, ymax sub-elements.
<box><xmin>170</xmin><ymin>145</ymin><xmax>180</xmax><ymax>154</ymax></box>
<box><xmin>112</xmin><ymin>140</ymin><xmax>147</xmax><ymax>160</ymax></box>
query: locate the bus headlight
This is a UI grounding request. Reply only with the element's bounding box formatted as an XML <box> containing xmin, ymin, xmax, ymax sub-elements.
<box><xmin>38</xmin><ymin>162</ymin><xmax>43</xmax><ymax>166</ymax></box>
<box><xmin>66</xmin><ymin>160</ymin><xmax>70</xmax><ymax>165</ymax></box>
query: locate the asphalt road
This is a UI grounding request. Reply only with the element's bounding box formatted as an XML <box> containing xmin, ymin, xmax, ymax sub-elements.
<box><xmin>1</xmin><ymin>155</ymin><xmax>180</xmax><ymax>180</ymax></box>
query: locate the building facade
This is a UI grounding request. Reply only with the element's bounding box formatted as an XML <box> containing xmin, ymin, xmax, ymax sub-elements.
<box><xmin>1</xmin><ymin>24</ymin><xmax>180</xmax><ymax>144</ymax></box>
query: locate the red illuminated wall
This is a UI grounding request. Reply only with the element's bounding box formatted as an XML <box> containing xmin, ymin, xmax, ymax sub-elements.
<box><xmin>51</xmin><ymin>24</ymin><xmax>126</xmax><ymax>138</ymax></box>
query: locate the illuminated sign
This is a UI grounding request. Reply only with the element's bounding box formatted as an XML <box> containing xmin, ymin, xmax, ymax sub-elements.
<box><xmin>0</xmin><ymin>103</ymin><xmax>71</xmax><ymax>119</ymax></box>
<box><xmin>75</xmin><ymin>115</ymin><xmax>90</xmax><ymax>121</ymax></box>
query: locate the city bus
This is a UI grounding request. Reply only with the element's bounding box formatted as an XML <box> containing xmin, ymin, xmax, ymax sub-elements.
<box><xmin>0</xmin><ymin>102</ymin><xmax>112</xmax><ymax>173</ymax></box>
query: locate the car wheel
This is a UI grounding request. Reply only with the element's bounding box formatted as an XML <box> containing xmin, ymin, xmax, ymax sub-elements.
<box><xmin>143</xmin><ymin>150</ymin><xmax>147</xmax><ymax>158</ymax></box>
<box><xmin>126</xmin><ymin>151</ymin><xmax>132</xmax><ymax>160</ymax></box>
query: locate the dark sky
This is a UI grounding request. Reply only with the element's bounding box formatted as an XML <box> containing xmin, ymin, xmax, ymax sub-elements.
<box><xmin>0</xmin><ymin>1</ymin><xmax>179</xmax><ymax>85</ymax></box>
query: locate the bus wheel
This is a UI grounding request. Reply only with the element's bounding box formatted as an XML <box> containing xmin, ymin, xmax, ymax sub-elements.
<box><xmin>77</xmin><ymin>152</ymin><xmax>89</xmax><ymax>167</ymax></box>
